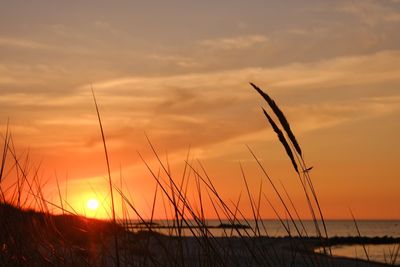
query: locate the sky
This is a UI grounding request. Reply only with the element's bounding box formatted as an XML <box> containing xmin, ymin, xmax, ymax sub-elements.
<box><xmin>0</xmin><ymin>0</ymin><xmax>399</xmax><ymax>220</ymax></box>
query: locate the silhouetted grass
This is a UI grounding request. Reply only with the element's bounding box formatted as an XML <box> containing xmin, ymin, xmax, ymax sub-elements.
<box><xmin>91</xmin><ymin>87</ymin><xmax>120</xmax><ymax>267</ymax></box>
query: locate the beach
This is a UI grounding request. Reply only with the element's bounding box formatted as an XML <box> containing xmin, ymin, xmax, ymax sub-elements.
<box><xmin>1</xmin><ymin>203</ymin><xmax>399</xmax><ymax>266</ymax></box>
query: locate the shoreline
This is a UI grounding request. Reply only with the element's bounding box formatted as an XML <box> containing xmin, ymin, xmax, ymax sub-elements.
<box><xmin>127</xmin><ymin>231</ymin><xmax>399</xmax><ymax>266</ymax></box>
<box><xmin>1</xmin><ymin>203</ymin><xmax>399</xmax><ymax>266</ymax></box>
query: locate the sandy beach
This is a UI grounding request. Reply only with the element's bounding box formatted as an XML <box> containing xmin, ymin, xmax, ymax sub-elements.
<box><xmin>2</xmin><ymin>203</ymin><xmax>398</xmax><ymax>266</ymax></box>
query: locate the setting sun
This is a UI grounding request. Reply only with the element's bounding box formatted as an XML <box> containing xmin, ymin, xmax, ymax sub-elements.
<box><xmin>86</xmin><ymin>198</ymin><xmax>99</xmax><ymax>211</ymax></box>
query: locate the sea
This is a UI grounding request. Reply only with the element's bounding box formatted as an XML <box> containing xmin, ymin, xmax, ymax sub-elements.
<box><xmin>123</xmin><ymin>219</ymin><xmax>400</xmax><ymax>265</ymax></box>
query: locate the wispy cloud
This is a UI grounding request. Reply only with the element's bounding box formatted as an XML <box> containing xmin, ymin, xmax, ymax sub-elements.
<box><xmin>148</xmin><ymin>54</ymin><xmax>202</xmax><ymax>68</ymax></box>
<box><xmin>0</xmin><ymin>37</ymin><xmax>51</xmax><ymax>50</ymax></box>
<box><xmin>385</xmin><ymin>13</ymin><xmax>400</xmax><ymax>22</ymax></box>
<box><xmin>338</xmin><ymin>0</ymin><xmax>400</xmax><ymax>25</ymax></box>
<box><xmin>199</xmin><ymin>35</ymin><xmax>268</xmax><ymax>50</ymax></box>
<box><xmin>7</xmin><ymin>50</ymin><xmax>396</xmax><ymax>152</ymax></box>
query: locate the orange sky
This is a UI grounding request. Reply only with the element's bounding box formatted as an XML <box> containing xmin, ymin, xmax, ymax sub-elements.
<box><xmin>0</xmin><ymin>1</ymin><xmax>399</xmax><ymax>220</ymax></box>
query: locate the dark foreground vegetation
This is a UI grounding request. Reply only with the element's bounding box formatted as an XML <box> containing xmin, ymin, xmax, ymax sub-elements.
<box><xmin>1</xmin><ymin>203</ymin><xmax>399</xmax><ymax>266</ymax></box>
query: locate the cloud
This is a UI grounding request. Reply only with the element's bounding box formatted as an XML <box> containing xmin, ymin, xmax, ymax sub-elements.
<box><xmin>2</xmin><ymin>49</ymin><xmax>400</xmax><ymax>163</ymax></box>
<box><xmin>148</xmin><ymin>54</ymin><xmax>202</xmax><ymax>68</ymax></box>
<box><xmin>199</xmin><ymin>35</ymin><xmax>268</xmax><ymax>50</ymax></box>
<box><xmin>338</xmin><ymin>1</ymin><xmax>400</xmax><ymax>26</ymax></box>
<box><xmin>69</xmin><ymin>50</ymin><xmax>400</xmax><ymax>156</ymax></box>
<box><xmin>385</xmin><ymin>13</ymin><xmax>400</xmax><ymax>22</ymax></box>
<box><xmin>0</xmin><ymin>37</ymin><xmax>51</xmax><ymax>50</ymax></box>
<box><xmin>90</xmin><ymin>49</ymin><xmax>400</xmax><ymax>99</ymax></box>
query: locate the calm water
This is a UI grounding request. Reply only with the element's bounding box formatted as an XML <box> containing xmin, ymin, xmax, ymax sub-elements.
<box><xmin>124</xmin><ymin>219</ymin><xmax>400</xmax><ymax>264</ymax></box>
<box><xmin>322</xmin><ymin>244</ymin><xmax>400</xmax><ymax>265</ymax></box>
<box><xmin>124</xmin><ymin>219</ymin><xmax>400</xmax><ymax>238</ymax></box>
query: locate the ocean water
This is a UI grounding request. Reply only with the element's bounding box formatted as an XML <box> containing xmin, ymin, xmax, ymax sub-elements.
<box><xmin>326</xmin><ymin>244</ymin><xmax>400</xmax><ymax>265</ymax></box>
<box><xmin>124</xmin><ymin>219</ymin><xmax>400</xmax><ymax>264</ymax></box>
<box><xmin>125</xmin><ymin>219</ymin><xmax>400</xmax><ymax>238</ymax></box>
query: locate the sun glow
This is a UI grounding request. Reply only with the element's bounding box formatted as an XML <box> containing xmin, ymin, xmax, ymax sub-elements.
<box><xmin>86</xmin><ymin>198</ymin><xmax>99</xmax><ymax>211</ymax></box>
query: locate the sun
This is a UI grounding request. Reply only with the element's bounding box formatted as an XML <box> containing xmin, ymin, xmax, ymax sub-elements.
<box><xmin>86</xmin><ymin>198</ymin><xmax>99</xmax><ymax>211</ymax></box>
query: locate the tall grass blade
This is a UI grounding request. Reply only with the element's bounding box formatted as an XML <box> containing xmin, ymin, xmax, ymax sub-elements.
<box><xmin>350</xmin><ymin>209</ymin><xmax>370</xmax><ymax>262</ymax></box>
<box><xmin>91</xmin><ymin>86</ymin><xmax>120</xmax><ymax>267</ymax></box>
<box><xmin>251</xmin><ymin>82</ymin><xmax>302</xmax><ymax>156</ymax></box>
<box><xmin>262</xmin><ymin>108</ymin><xmax>299</xmax><ymax>173</ymax></box>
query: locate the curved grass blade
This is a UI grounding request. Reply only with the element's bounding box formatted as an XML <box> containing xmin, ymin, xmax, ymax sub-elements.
<box><xmin>262</xmin><ymin>108</ymin><xmax>299</xmax><ymax>173</ymax></box>
<box><xmin>250</xmin><ymin>82</ymin><xmax>302</xmax><ymax>157</ymax></box>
